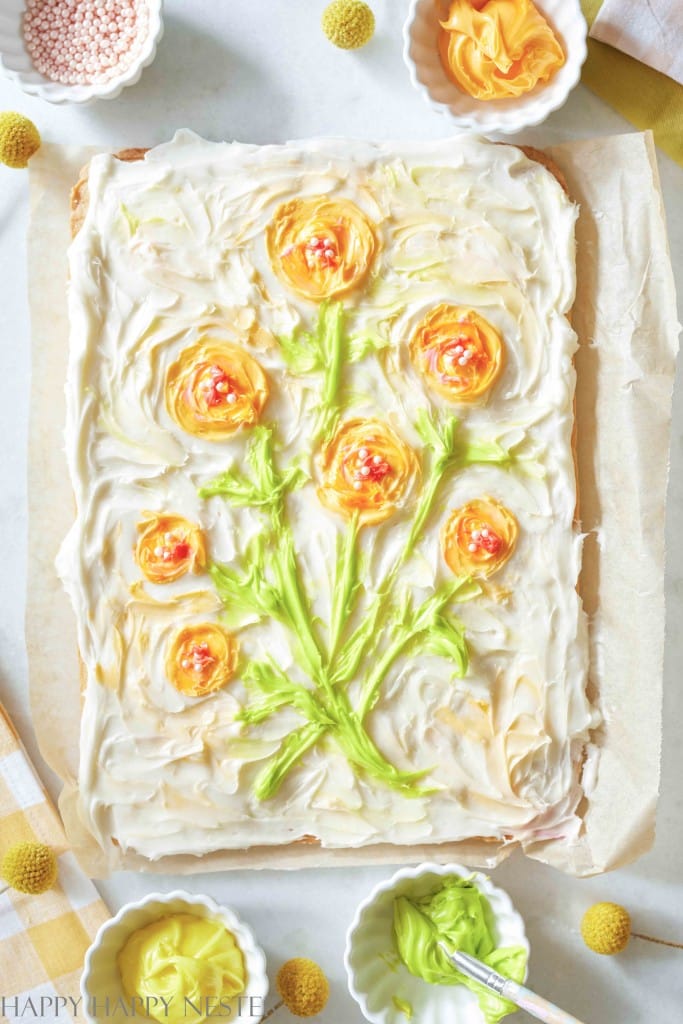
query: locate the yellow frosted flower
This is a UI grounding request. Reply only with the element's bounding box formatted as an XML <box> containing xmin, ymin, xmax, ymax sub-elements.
<box><xmin>581</xmin><ymin>902</ymin><xmax>631</xmax><ymax>955</ymax></box>
<box><xmin>276</xmin><ymin>958</ymin><xmax>329</xmax><ymax>1017</ymax></box>
<box><xmin>322</xmin><ymin>1</ymin><xmax>375</xmax><ymax>50</ymax></box>
<box><xmin>0</xmin><ymin>113</ymin><xmax>41</xmax><ymax>169</ymax></box>
<box><xmin>1</xmin><ymin>842</ymin><xmax>57</xmax><ymax>894</ymax></box>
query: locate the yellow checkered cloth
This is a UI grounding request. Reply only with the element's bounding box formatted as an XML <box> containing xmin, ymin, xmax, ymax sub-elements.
<box><xmin>581</xmin><ymin>0</ymin><xmax>683</xmax><ymax>167</ymax></box>
<box><xmin>0</xmin><ymin>705</ymin><xmax>110</xmax><ymax>1023</ymax></box>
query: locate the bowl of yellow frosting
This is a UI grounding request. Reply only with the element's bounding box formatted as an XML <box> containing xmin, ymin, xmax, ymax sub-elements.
<box><xmin>345</xmin><ymin>863</ymin><xmax>529</xmax><ymax>1024</ymax></box>
<box><xmin>403</xmin><ymin>0</ymin><xmax>587</xmax><ymax>133</ymax></box>
<box><xmin>81</xmin><ymin>890</ymin><xmax>268</xmax><ymax>1024</ymax></box>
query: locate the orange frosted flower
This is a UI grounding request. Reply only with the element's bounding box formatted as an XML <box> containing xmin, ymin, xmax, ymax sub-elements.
<box><xmin>441</xmin><ymin>498</ymin><xmax>517</xmax><ymax>578</ymax></box>
<box><xmin>318</xmin><ymin>418</ymin><xmax>419</xmax><ymax>526</ymax></box>
<box><xmin>266</xmin><ymin>196</ymin><xmax>377</xmax><ymax>301</ymax></box>
<box><xmin>166</xmin><ymin>341</ymin><xmax>269</xmax><ymax>441</ymax></box>
<box><xmin>410</xmin><ymin>304</ymin><xmax>503</xmax><ymax>402</ymax></box>
<box><xmin>135</xmin><ymin>513</ymin><xmax>206</xmax><ymax>584</ymax></box>
<box><xmin>165</xmin><ymin>623</ymin><xmax>239</xmax><ymax>697</ymax></box>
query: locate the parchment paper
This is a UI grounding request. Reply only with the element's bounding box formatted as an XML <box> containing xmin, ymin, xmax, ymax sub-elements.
<box><xmin>25</xmin><ymin>133</ymin><xmax>680</xmax><ymax>878</ymax></box>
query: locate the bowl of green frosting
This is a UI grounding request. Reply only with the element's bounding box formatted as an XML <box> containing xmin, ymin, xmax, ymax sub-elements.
<box><xmin>345</xmin><ymin>863</ymin><xmax>528</xmax><ymax>1024</ymax></box>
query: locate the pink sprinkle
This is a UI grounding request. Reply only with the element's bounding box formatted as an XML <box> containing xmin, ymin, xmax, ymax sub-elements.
<box><xmin>23</xmin><ymin>0</ymin><xmax>148</xmax><ymax>85</ymax></box>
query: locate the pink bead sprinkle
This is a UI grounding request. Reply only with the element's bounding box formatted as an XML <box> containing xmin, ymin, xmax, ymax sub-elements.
<box><xmin>24</xmin><ymin>0</ymin><xmax>148</xmax><ymax>85</ymax></box>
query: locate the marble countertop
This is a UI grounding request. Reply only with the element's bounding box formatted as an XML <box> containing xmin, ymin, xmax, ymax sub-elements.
<box><xmin>1</xmin><ymin>2</ymin><xmax>682</xmax><ymax>1021</ymax></box>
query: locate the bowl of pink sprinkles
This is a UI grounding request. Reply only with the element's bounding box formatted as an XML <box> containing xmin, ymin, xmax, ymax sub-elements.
<box><xmin>0</xmin><ymin>0</ymin><xmax>163</xmax><ymax>103</ymax></box>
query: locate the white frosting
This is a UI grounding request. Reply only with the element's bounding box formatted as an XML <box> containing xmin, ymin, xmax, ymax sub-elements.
<box><xmin>58</xmin><ymin>132</ymin><xmax>598</xmax><ymax>862</ymax></box>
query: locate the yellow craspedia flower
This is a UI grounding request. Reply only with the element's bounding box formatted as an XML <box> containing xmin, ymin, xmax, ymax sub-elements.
<box><xmin>581</xmin><ymin>902</ymin><xmax>631</xmax><ymax>955</ymax></box>
<box><xmin>1</xmin><ymin>841</ymin><xmax>57</xmax><ymax>895</ymax></box>
<box><xmin>322</xmin><ymin>0</ymin><xmax>375</xmax><ymax>50</ymax></box>
<box><xmin>276</xmin><ymin>958</ymin><xmax>330</xmax><ymax>1017</ymax></box>
<box><xmin>0</xmin><ymin>112</ymin><xmax>41</xmax><ymax>169</ymax></box>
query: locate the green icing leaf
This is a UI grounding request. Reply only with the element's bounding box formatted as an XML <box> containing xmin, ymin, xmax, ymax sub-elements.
<box><xmin>356</xmin><ymin>578</ymin><xmax>470</xmax><ymax>720</ymax></box>
<box><xmin>348</xmin><ymin>331</ymin><xmax>391</xmax><ymax>363</ymax></box>
<box><xmin>209</xmin><ymin>560</ymin><xmax>282</xmax><ymax>622</ymax></box>
<box><xmin>239</xmin><ymin>660</ymin><xmax>331</xmax><ymax>728</ymax></box>
<box><xmin>254</xmin><ymin>722</ymin><xmax>328</xmax><ymax>800</ymax></box>
<box><xmin>198</xmin><ymin>427</ymin><xmax>308</xmax><ymax>514</ymax></box>
<box><xmin>459</xmin><ymin>434</ymin><xmax>511</xmax><ymax>468</ymax></box>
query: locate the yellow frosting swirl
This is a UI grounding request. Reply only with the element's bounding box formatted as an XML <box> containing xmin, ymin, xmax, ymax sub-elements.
<box><xmin>135</xmin><ymin>513</ymin><xmax>207</xmax><ymax>584</ymax></box>
<box><xmin>165</xmin><ymin>624</ymin><xmax>239</xmax><ymax>697</ymax></box>
<box><xmin>317</xmin><ymin>417</ymin><xmax>419</xmax><ymax>526</ymax></box>
<box><xmin>441</xmin><ymin>498</ymin><xmax>517</xmax><ymax>578</ymax></box>
<box><xmin>409</xmin><ymin>304</ymin><xmax>504</xmax><ymax>402</ymax></box>
<box><xmin>266</xmin><ymin>196</ymin><xmax>378</xmax><ymax>301</ymax></box>
<box><xmin>439</xmin><ymin>0</ymin><xmax>565</xmax><ymax>101</ymax></box>
<box><xmin>166</xmin><ymin>341</ymin><xmax>269</xmax><ymax>441</ymax></box>
<box><xmin>117</xmin><ymin>913</ymin><xmax>246</xmax><ymax>1024</ymax></box>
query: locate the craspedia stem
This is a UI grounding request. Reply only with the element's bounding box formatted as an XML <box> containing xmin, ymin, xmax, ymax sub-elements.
<box><xmin>258</xmin><ymin>999</ymin><xmax>284</xmax><ymax>1023</ymax></box>
<box><xmin>632</xmin><ymin>932</ymin><xmax>683</xmax><ymax>950</ymax></box>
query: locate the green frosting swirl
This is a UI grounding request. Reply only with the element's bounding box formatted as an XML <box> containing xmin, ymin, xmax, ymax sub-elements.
<box><xmin>393</xmin><ymin>875</ymin><xmax>527</xmax><ymax>1024</ymax></box>
<box><xmin>117</xmin><ymin>913</ymin><xmax>246</xmax><ymax>1024</ymax></box>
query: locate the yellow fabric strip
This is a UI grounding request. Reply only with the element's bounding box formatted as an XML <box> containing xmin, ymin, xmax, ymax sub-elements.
<box><xmin>580</xmin><ymin>0</ymin><xmax>683</xmax><ymax>167</ymax></box>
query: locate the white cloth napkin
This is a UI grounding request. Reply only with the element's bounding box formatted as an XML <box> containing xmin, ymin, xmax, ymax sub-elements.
<box><xmin>589</xmin><ymin>0</ymin><xmax>683</xmax><ymax>86</ymax></box>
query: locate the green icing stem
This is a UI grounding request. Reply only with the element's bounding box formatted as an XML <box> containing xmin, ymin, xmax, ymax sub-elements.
<box><xmin>393</xmin><ymin>876</ymin><xmax>527</xmax><ymax>1024</ymax></box>
<box><xmin>199</xmin><ymin>312</ymin><xmax>513</xmax><ymax>801</ymax></box>
<box><xmin>327</xmin><ymin>512</ymin><xmax>361</xmax><ymax>663</ymax></box>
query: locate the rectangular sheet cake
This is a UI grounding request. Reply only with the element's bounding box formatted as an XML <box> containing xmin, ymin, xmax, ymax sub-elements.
<box><xmin>58</xmin><ymin>133</ymin><xmax>596</xmax><ymax>864</ymax></box>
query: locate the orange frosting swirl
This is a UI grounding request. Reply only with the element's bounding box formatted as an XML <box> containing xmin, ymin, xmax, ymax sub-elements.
<box><xmin>318</xmin><ymin>418</ymin><xmax>419</xmax><ymax>526</ymax></box>
<box><xmin>266</xmin><ymin>196</ymin><xmax>378</xmax><ymax>301</ymax></box>
<box><xmin>409</xmin><ymin>304</ymin><xmax>504</xmax><ymax>402</ymax></box>
<box><xmin>441</xmin><ymin>498</ymin><xmax>517</xmax><ymax>578</ymax></box>
<box><xmin>165</xmin><ymin>623</ymin><xmax>239</xmax><ymax>697</ymax></box>
<box><xmin>166</xmin><ymin>341</ymin><xmax>269</xmax><ymax>441</ymax></box>
<box><xmin>135</xmin><ymin>513</ymin><xmax>207</xmax><ymax>584</ymax></box>
<box><xmin>439</xmin><ymin>0</ymin><xmax>565</xmax><ymax>101</ymax></box>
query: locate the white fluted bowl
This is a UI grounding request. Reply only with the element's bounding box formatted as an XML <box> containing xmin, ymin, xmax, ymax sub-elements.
<box><xmin>345</xmin><ymin>863</ymin><xmax>528</xmax><ymax>1024</ymax></box>
<box><xmin>403</xmin><ymin>0</ymin><xmax>587</xmax><ymax>134</ymax></box>
<box><xmin>0</xmin><ymin>0</ymin><xmax>163</xmax><ymax>104</ymax></box>
<box><xmin>80</xmin><ymin>890</ymin><xmax>268</xmax><ymax>1024</ymax></box>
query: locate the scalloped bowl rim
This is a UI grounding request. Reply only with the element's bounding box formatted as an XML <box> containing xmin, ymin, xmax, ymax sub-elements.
<box><xmin>402</xmin><ymin>0</ymin><xmax>587</xmax><ymax>134</ymax></box>
<box><xmin>0</xmin><ymin>0</ymin><xmax>164</xmax><ymax>104</ymax></box>
<box><xmin>80</xmin><ymin>889</ymin><xmax>268</xmax><ymax>1024</ymax></box>
<box><xmin>344</xmin><ymin>863</ymin><xmax>529</xmax><ymax>1024</ymax></box>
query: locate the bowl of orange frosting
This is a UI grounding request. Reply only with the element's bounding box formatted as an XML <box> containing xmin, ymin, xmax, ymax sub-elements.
<box><xmin>403</xmin><ymin>0</ymin><xmax>587</xmax><ymax>133</ymax></box>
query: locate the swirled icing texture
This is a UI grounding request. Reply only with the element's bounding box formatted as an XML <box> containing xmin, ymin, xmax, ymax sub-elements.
<box><xmin>58</xmin><ymin>133</ymin><xmax>597</xmax><ymax>863</ymax></box>
<box><xmin>117</xmin><ymin>913</ymin><xmax>245</xmax><ymax>1024</ymax></box>
<box><xmin>439</xmin><ymin>0</ymin><xmax>565</xmax><ymax>101</ymax></box>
